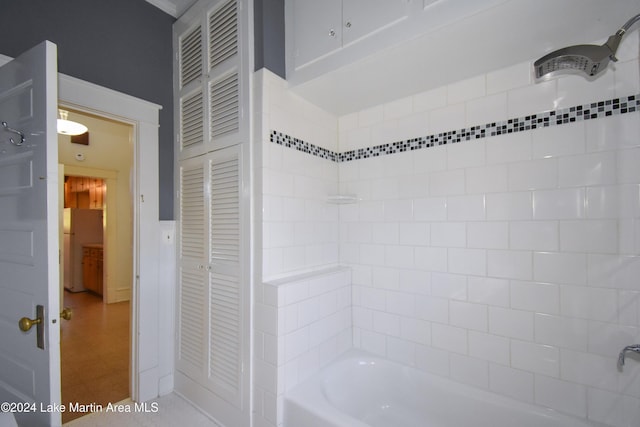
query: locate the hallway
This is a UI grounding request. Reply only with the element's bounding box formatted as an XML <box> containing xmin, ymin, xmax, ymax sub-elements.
<box><xmin>61</xmin><ymin>291</ymin><xmax>129</xmax><ymax>423</ymax></box>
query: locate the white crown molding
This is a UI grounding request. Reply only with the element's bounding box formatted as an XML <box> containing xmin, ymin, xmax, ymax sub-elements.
<box><xmin>145</xmin><ymin>0</ymin><xmax>178</xmax><ymax>17</ymax></box>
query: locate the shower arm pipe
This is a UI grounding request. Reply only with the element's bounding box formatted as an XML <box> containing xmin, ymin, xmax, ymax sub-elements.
<box><xmin>620</xmin><ymin>12</ymin><xmax>640</xmax><ymax>34</ymax></box>
<box><xmin>607</xmin><ymin>12</ymin><xmax>640</xmax><ymax>60</ymax></box>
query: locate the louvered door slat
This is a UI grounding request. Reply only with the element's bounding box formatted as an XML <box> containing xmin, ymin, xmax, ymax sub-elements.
<box><xmin>212</xmin><ymin>78</ymin><xmax>238</xmax><ymax>99</ymax></box>
<box><xmin>180</xmin><ymin>165</ymin><xmax>205</xmax><ymax>259</ymax></box>
<box><xmin>181</xmin><ymin>91</ymin><xmax>204</xmax><ymax>150</ymax></box>
<box><xmin>178</xmin><ymin>159</ymin><xmax>207</xmax><ymax>377</ymax></box>
<box><xmin>211</xmin><ymin>38</ymin><xmax>236</xmax><ymax>64</ymax></box>
<box><xmin>180</xmin><ymin>25</ymin><xmax>202</xmax><ymax>88</ymax></box>
<box><xmin>209</xmin><ymin>271</ymin><xmax>241</xmax><ymax>395</ymax></box>
<box><xmin>210</xmin><ymin>156</ymin><xmax>240</xmax><ymax>263</ymax></box>
<box><xmin>179</xmin><ymin>268</ymin><xmax>205</xmax><ymax>369</ymax></box>
<box><xmin>209</xmin><ymin>0</ymin><xmax>237</xmax><ymax>69</ymax></box>
<box><xmin>206</xmin><ymin>147</ymin><xmax>242</xmax><ymax>405</ymax></box>
<box><xmin>210</xmin><ymin>19</ymin><xmax>236</xmax><ymax>44</ymax></box>
<box><xmin>210</xmin><ymin>73</ymin><xmax>239</xmax><ymax>139</ymax></box>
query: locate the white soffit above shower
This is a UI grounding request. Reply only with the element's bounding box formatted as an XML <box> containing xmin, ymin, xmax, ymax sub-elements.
<box><xmin>290</xmin><ymin>0</ymin><xmax>640</xmax><ymax>116</ymax></box>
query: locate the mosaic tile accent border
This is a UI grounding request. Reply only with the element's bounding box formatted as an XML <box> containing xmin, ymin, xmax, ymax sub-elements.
<box><xmin>268</xmin><ymin>132</ymin><xmax>339</xmax><ymax>162</ymax></box>
<box><xmin>270</xmin><ymin>94</ymin><xmax>640</xmax><ymax>163</ymax></box>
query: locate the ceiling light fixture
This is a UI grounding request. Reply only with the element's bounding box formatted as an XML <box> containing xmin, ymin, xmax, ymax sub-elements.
<box><xmin>57</xmin><ymin>109</ymin><xmax>88</xmax><ymax>135</ymax></box>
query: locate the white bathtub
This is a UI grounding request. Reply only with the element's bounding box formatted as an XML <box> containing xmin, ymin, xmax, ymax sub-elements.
<box><xmin>284</xmin><ymin>350</ymin><xmax>605</xmax><ymax>427</ymax></box>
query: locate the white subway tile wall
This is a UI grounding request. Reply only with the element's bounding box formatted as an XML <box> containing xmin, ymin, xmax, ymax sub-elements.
<box><xmin>260</xmin><ymin>72</ymin><xmax>340</xmax><ymax>281</ymax></box>
<box><xmin>254</xmin><ymin>267</ymin><xmax>351</xmax><ymax>427</ymax></box>
<box><xmin>338</xmin><ymin>52</ymin><xmax>640</xmax><ymax>424</ymax></box>
<box><xmin>255</xmin><ymin>32</ymin><xmax>640</xmax><ymax>427</ymax></box>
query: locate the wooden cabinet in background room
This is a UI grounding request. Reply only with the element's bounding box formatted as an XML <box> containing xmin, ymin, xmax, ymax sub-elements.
<box><xmin>82</xmin><ymin>245</ymin><xmax>103</xmax><ymax>296</ymax></box>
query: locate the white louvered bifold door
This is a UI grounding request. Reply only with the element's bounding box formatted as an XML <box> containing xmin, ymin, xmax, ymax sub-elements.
<box><xmin>177</xmin><ymin>22</ymin><xmax>205</xmax><ymax>159</ymax></box>
<box><xmin>206</xmin><ymin>0</ymin><xmax>245</xmax><ymax>150</ymax></box>
<box><xmin>177</xmin><ymin>158</ymin><xmax>207</xmax><ymax>379</ymax></box>
<box><xmin>209</xmin><ymin>0</ymin><xmax>237</xmax><ymax>69</ymax></box>
<box><xmin>176</xmin><ymin>0</ymin><xmax>245</xmax><ymax>160</ymax></box>
<box><xmin>206</xmin><ymin>145</ymin><xmax>244</xmax><ymax>407</ymax></box>
<box><xmin>180</xmin><ymin>24</ymin><xmax>203</xmax><ymax>88</ymax></box>
<box><xmin>174</xmin><ymin>0</ymin><xmax>250</xmax><ymax>425</ymax></box>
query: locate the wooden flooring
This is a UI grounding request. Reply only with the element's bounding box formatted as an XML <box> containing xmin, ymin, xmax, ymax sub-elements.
<box><xmin>61</xmin><ymin>291</ymin><xmax>129</xmax><ymax>424</ymax></box>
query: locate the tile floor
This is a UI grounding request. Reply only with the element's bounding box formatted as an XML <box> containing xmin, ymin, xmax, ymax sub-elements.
<box><xmin>64</xmin><ymin>394</ymin><xmax>220</xmax><ymax>427</ymax></box>
<box><xmin>61</xmin><ymin>291</ymin><xmax>129</xmax><ymax>423</ymax></box>
<box><xmin>59</xmin><ymin>292</ymin><xmax>218</xmax><ymax>426</ymax></box>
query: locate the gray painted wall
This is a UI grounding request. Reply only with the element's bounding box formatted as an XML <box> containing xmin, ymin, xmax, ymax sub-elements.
<box><xmin>254</xmin><ymin>0</ymin><xmax>285</xmax><ymax>78</ymax></box>
<box><xmin>0</xmin><ymin>0</ymin><xmax>286</xmax><ymax>219</ymax></box>
<box><xmin>0</xmin><ymin>0</ymin><xmax>176</xmax><ymax>220</ymax></box>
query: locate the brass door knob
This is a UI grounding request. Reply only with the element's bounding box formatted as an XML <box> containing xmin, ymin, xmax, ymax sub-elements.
<box><xmin>60</xmin><ymin>307</ymin><xmax>72</xmax><ymax>321</ymax></box>
<box><xmin>19</xmin><ymin>316</ymin><xmax>42</xmax><ymax>332</ymax></box>
<box><xmin>19</xmin><ymin>305</ymin><xmax>46</xmax><ymax>349</ymax></box>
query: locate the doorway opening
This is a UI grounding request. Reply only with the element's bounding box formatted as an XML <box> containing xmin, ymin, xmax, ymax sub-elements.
<box><xmin>57</xmin><ymin>108</ymin><xmax>134</xmax><ymax>423</ymax></box>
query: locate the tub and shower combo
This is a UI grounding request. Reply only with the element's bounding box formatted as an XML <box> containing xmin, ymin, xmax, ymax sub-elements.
<box><xmin>284</xmin><ymin>350</ymin><xmax>612</xmax><ymax>427</ymax></box>
<box><xmin>279</xmin><ymin>11</ymin><xmax>640</xmax><ymax>427</ymax></box>
<box><xmin>284</xmin><ymin>347</ymin><xmax>640</xmax><ymax>426</ymax></box>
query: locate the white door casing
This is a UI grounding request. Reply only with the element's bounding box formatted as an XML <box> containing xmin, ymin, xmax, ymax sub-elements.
<box><xmin>57</xmin><ymin>76</ymin><xmax>164</xmax><ymax>401</ymax></box>
<box><xmin>0</xmin><ymin>41</ymin><xmax>60</xmax><ymax>427</ymax></box>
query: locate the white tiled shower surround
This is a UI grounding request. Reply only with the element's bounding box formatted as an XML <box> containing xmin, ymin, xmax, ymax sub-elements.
<box><xmin>254</xmin><ymin>70</ymin><xmax>342</xmax><ymax>427</ymax></box>
<box><xmin>254</xmin><ymin>267</ymin><xmax>351</xmax><ymax>426</ymax></box>
<box><xmin>254</xmin><ymin>32</ymin><xmax>640</xmax><ymax>427</ymax></box>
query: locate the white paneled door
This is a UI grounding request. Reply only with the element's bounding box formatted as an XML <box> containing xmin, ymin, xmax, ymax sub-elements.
<box><xmin>0</xmin><ymin>41</ymin><xmax>61</xmax><ymax>426</ymax></box>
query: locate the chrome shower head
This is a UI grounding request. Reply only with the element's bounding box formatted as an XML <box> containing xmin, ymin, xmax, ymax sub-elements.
<box><xmin>534</xmin><ymin>12</ymin><xmax>640</xmax><ymax>80</ymax></box>
<box><xmin>533</xmin><ymin>39</ymin><xmax>618</xmax><ymax>79</ymax></box>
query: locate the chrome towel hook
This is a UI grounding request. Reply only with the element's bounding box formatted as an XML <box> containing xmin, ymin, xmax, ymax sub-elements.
<box><xmin>2</xmin><ymin>121</ymin><xmax>25</xmax><ymax>146</ymax></box>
